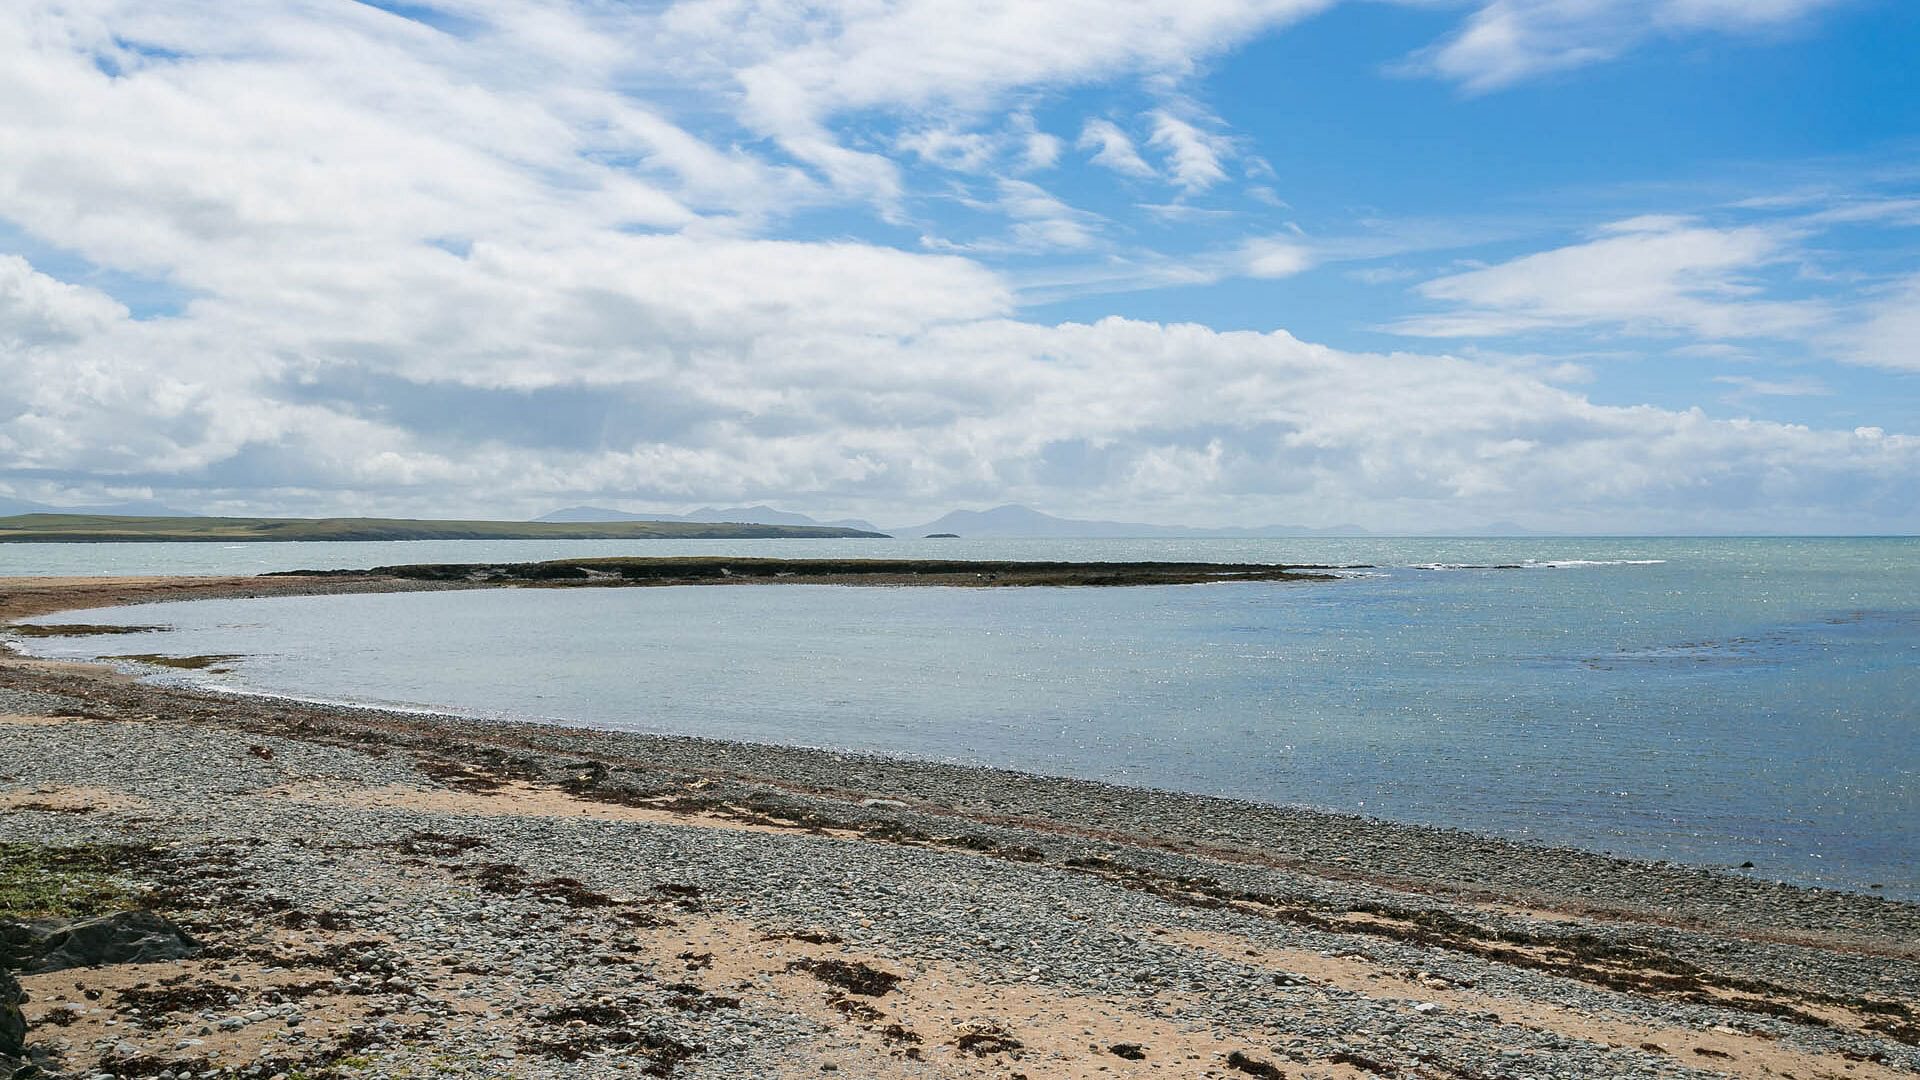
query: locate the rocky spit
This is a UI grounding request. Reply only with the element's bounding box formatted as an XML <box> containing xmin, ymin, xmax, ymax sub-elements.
<box><xmin>0</xmin><ymin>577</ymin><xmax>1916</xmax><ymax>1079</ymax></box>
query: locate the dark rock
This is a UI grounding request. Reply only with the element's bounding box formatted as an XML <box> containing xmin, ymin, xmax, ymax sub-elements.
<box><xmin>0</xmin><ymin>925</ymin><xmax>34</xmax><ymax>975</ymax></box>
<box><xmin>1</xmin><ymin>969</ymin><xmax>24</xmax><ymax>1055</ymax></box>
<box><xmin>1226</xmin><ymin>1050</ymin><xmax>1287</xmax><ymax>1078</ymax></box>
<box><xmin>10</xmin><ymin>911</ymin><xmax>199</xmax><ymax>974</ymax></box>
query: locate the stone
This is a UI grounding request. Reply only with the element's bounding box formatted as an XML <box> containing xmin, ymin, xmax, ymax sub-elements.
<box><xmin>22</xmin><ymin>910</ymin><xmax>201</xmax><ymax>974</ymax></box>
<box><xmin>1</xmin><ymin>969</ymin><xmax>25</xmax><ymax>1056</ymax></box>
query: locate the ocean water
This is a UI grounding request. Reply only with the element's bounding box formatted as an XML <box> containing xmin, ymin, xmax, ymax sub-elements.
<box><xmin>8</xmin><ymin>537</ymin><xmax>1917</xmax><ymax>898</ymax></box>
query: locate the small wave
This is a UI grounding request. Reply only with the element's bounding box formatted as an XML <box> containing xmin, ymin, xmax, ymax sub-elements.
<box><xmin>1409</xmin><ymin>559</ymin><xmax>1666</xmax><ymax>571</ymax></box>
<box><xmin>1530</xmin><ymin>559</ymin><xmax>1667</xmax><ymax>568</ymax></box>
<box><xmin>203</xmin><ymin>681</ymin><xmax>475</xmax><ymax>718</ymax></box>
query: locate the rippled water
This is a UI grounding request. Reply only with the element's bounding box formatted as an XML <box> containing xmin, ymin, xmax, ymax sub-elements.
<box><xmin>10</xmin><ymin>537</ymin><xmax>1918</xmax><ymax>897</ymax></box>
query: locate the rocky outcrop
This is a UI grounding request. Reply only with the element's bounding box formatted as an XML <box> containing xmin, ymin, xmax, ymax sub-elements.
<box><xmin>0</xmin><ymin>969</ymin><xmax>24</xmax><ymax>1056</ymax></box>
<box><xmin>2</xmin><ymin>911</ymin><xmax>200</xmax><ymax>976</ymax></box>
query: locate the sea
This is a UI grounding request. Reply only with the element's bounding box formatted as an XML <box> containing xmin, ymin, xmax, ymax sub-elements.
<box><xmin>4</xmin><ymin>536</ymin><xmax>1915</xmax><ymax>899</ymax></box>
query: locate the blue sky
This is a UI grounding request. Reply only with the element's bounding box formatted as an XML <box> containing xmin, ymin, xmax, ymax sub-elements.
<box><xmin>0</xmin><ymin>0</ymin><xmax>1915</xmax><ymax>531</ymax></box>
<box><xmin>870</xmin><ymin>0</ymin><xmax>1920</xmax><ymax>427</ymax></box>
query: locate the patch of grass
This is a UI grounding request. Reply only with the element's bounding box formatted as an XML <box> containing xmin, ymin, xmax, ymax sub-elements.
<box><xmin>0</xmin><ymin>842</ymin><xmax>147</xmax><ymax>920</ymax></box>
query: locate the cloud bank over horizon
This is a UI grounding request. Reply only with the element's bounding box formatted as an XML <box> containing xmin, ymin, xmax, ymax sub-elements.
<box><xmin>1</xmin><ymin>0</ymin><xmax>1915</xmax><ymax>533</ymax></box>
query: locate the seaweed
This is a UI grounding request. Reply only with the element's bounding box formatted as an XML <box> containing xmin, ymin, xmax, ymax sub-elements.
<box><xmin>954</xmin><ymin>1023</ymin><xmax>1022</xmax><ymax>1056</ymax></box>
<box><xmin>787</xmin><ymin>958</ymin><xmax>902</xmax><ymax>997</ymax></box>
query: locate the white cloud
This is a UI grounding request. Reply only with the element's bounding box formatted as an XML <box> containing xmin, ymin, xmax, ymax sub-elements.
<box><xmin>701</xmin><ymin>0</ymin><xmax>1331</xmax><ymax>120</ymax></box>
<box><xmin>664</xmin><ymin>0</ymin><xmax>1331</xmax><ymax>201</ymax></box>
<box><xmin>1402</xmin><ymin>0</ymin><xmax>1845</xmax><ymax>92</ymax></box>
<box><xmin>1713</xmin><ymin>374</ymin><xmax>1831</xmax><ymax>397</ymax></box>
<box><xmin>1078</xmin><ymin>118</ymin><xmax>1157</xmax><ymax>179</ymax></box>
<box><xmin>1844</xmin><ymin>273</ymin><xmax>1920</xmax><ymax>373</ymax></box>
<box><xmin>1022</xmin><ymin>131</ymin><xmax>1064</xmax><ymax>172</ymax></box>
<box><xmin>995</xmin><ymin>180</ymin><xmax>1104</xmax><ymax>251</ymax></box>
<box><xmin>0</xmin><ymin>1</ymin><xmax>1912</xmax><ymax>532</ymax></box>
<box><xmin>0</xmin><ymin>254</ymin><xmax>128</xmax><ymax>348</ymax></box>
<box><xmin>1147</xmin><ymin>110</ymin><xmax>1234</xmax><ymax>193</ymax></box>
<box><xmin>896</xmin><ymin>115</ymin><xmax>1065</xmax><ymax>176</ymax></box>
<box><xmin>897</xmin><ymin>127</ymin><xmax>998</xmax><ymax>172</ymax></box>
<box><xmin>936</xmin><ymin>180</ymin><xmax>1106</xmax><ymax>253</ymax></box>
<box><xmin>9</xmin><ymin>227</ymin><xmax>1914</xmax><ymax>531</ymax></box>
<box><xmin>1398</xmin><ymin>217</ymin><xmax>1826</xmax><ymax>339</ymax></box>
<box><xmin>1240</xmin><ymin>237</ymin><xmax>1315</xmax><ymax>278</ymax></box>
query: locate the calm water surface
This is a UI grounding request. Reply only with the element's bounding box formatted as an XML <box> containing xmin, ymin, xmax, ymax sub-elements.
<box><xmin>9</xmin><ymin>537</ymin><xmax>1917</xmax><ymax>898</ymax></box>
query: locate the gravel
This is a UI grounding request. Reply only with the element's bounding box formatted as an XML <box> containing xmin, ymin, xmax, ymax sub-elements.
<box><xmin>1</xmin><ymin>656</ymin><xmax>1916</xmax><ymax>1080</ymax></box>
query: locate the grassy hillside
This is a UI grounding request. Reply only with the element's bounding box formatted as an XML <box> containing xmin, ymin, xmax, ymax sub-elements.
<box><xmin>0</xmin><ymin>514</ymin><xmax>887</xmax><ymax>543</ymax></box>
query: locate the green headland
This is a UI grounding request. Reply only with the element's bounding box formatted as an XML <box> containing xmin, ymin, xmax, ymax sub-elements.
<box><xmin>0</xmin><ymin>513</ymin><xmax>887</xmax><ymax>543</ymax></box>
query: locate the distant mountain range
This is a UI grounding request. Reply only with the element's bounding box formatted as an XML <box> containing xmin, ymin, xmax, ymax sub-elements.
<box><xmin>0</xmin><ymin>496</ymin><xmax>191</xmax><ymax>518</ymax></box>
<box><xmin>0</xmin><ymin>514</ymin><xmax>882</xmax><ymax>543</ymax></box>
<box><xmin>536</xmin><ymin>505</ymin><xmax>881</xmax><ymax>532</ymax></box>
<box><xmin>2</xmin><ymin>497</ymin><xmax>1541</xmax><ymax>539</ymax></box>
<box><xmin>886</xmin><ymin>505</ymin><xmax>1370</xmax><ymax>538</ymax></box>
<box><xmin>537</xmin><ymin>502</ymin><xmax>1368</xmax><ymax>538</ymax></box>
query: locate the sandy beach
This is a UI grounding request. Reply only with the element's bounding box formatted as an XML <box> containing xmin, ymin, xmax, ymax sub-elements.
<box><xmin>2</xmin><ymin>575</ymin><xmax>1917</xmax><ymax>1079</ymax></box>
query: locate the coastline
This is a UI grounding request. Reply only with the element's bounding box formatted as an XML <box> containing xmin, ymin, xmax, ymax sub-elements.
<box><xmin>2</xmin><ymin>575</ymin><xmax>1917</xmax><ymax>1078</ymax></box>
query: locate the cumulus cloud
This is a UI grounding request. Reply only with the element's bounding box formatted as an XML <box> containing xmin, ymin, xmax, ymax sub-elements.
<box><xmin>9</xmin><ymin>236</ymin><xmax>1916</xmax><ymax>530</ymax></box>
<box><xmin>0</xmin><ymin>255</ymin><xmax>128</xmax><ymax>348</ymax></box>
<box><xmin>0</xmin><ymin>1</ymin><xmax>1912</xmax><ymax>532</ymax></box>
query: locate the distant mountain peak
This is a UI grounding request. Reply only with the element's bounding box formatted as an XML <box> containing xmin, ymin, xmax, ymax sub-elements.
<box><xmin>535</xmin><ymin>504</ymin><xmax>879</xmax><ymax>532</ymax></box>
<box><xmin>886</xmin><ymin>505</ymin><xmax>1366</xmax><ymax>539</ymax></box>
<box><xmin>0</xmin><ymin>495</ymin><xmax>191</xmax><ymax>518</ymax></box>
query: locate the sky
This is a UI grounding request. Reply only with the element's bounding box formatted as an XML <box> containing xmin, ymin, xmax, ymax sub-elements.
<box><xmin>0</xmin><ymin>0</ymin><xmax>1916</xmax><ymax>533</ymax></box>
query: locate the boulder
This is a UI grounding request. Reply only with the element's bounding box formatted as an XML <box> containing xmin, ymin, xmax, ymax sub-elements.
<box><xmin>0</xmin><ymin>969</ymin><xmax>23</xmax><ymax>1056</ymax></box>
<box><xmin>3</xmin><ymin>910</ymin><xmax>199</xmax><ymax>975</ymax></box>
<box><xmin>0</xmin><ymin>924</ymin><xmax>32</xmax><ymax>976</ymax></box>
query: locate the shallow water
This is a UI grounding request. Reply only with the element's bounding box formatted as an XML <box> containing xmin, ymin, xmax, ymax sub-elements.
<box><xmin>11</xmin><ymin>537</ymin><xmax>1918</xmax><ymax>898</ymax></box>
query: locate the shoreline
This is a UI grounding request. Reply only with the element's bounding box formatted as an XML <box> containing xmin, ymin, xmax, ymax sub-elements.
<box><xmin>9</xmin><ymin>570</ymin><xmax>1908</xmax><ymax>906</ymax></box>
<box><xmin>7</xmin><ymin>642</ymin><xmax>1917</xmax><ymax>941</ymax></box>
<box><xmin>3</xmin><ymin>574</ymin><xmax>1918</xmax><ymax>1078</ymax></box>
<box><xmin>4</xmin><ymin>572</ymin><xmax>1915</xmax><ymax>924</ymax></box>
